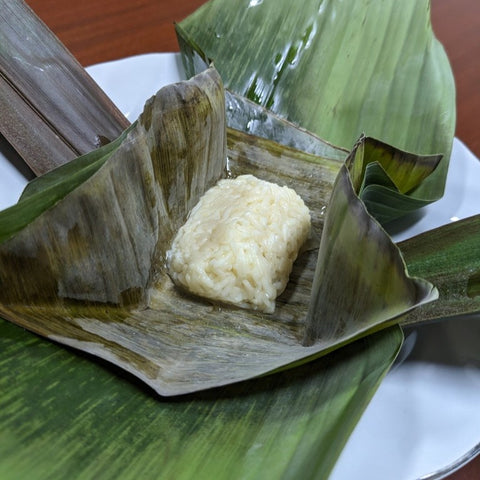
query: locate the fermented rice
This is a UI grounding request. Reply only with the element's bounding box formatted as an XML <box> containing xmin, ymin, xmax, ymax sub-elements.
<box><xmin>166</xmin><ymin>174</ymin><xmax>311</xmax><ymax>313</ymax></box>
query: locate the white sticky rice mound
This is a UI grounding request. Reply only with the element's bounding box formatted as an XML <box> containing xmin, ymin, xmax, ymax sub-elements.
<box><xmin>166</xmin><ymin>174</ymin><xmax>311</xmax><ymax>313</ymax></box>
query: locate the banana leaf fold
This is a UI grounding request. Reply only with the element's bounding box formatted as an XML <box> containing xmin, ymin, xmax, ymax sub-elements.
<box><xmin>0</xmin><ymin>66</ymin><xmax>437</xmax><ymax>396</ymax></box>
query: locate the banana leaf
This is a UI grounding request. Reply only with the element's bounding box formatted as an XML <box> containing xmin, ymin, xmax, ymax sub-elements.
<box><xmin>177</xmin><ymin>23</ymin><xmax>349</xmax><ymax>163</ymax></box>
<box><xmin>0</xmin><ymin>3</ymin><xmax>469</xmax><ymax>478</ymax></box>
<box><xmin>225</xmin><ymin>90</ymin><xmax>348</xmax><ymax>161</ymax></box>
<box><xmin>0</xmin><ymin>0</ymin><xmax>129</xmax><ymax>175</ymax></box>
<box><xmin>0</xmin><ymin>67</ymin><xmax>436</xmax><ymax>396</ymax></box>
<box><xmin>399</xmin><ymin>214</ymin><xmax>480</xmax><ymax>324</ymax></box>
<box><xmin>0</xmin><ymin>315</ymin><xmax>402</xmax><ymax>480</ymax></box>
<box><xmin>344</xmin><ymin>135</ymin><xmax>443</xmax><ymax>223</ymax></box>
<box><xmin>177</xmin><ymin>0</ymin><xmax>456</xmax><ymax>223</ymax></box>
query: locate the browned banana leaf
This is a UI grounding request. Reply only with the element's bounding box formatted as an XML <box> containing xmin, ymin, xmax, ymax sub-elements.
<box><xmin>0</xmin><ymin>67</ymin><xmax>436</xmax><ymax>396</ymax></box>
<box><xmin>0</xmin><ymin>0</ymin><xmax>129</xmax><ymax>175</ymax></box>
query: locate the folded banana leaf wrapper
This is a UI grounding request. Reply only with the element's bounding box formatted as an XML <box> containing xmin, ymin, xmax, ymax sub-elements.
<box><xmin>1</xmin><ymin>0</ymin><xmax>476</xmax><ymax>478</ymax></box>
<box><xmin>0</xmin><ymin>65</ymin><xmax>439</xmax><ymax>479</ymax></box>
<box><xmin>0</xmin><ymin>64</ymin><xmax>438</xmax><ymax>396</ymax></box>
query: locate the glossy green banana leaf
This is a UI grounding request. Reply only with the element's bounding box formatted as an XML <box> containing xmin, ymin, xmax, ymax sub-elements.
<box><xmin>177</xmin><ymin>25</ymin><xmax>349</xmax><ymax>163</ymax></box>
<box><xmin>0</xmin><ymin>315</ymin><xmax>402</xmax><ymax>480</ymax></box>
<box><xmin>0</xmin><ymin>67</ymin><xmax>436</xmax><ymax>396</ymax></box>
<box><xmin>177</xmin><ymin>0</ymin><xmax>456</xmax><ymax>222</ymax></box>
<box><xmin>399</xmin><ymin>214</ymin><xmax>480</xmax><ymax>324</ymax></box>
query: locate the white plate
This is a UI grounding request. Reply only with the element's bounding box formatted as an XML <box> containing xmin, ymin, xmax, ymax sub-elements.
<box><xmin>0</xmin><ymin>53</ymin><xmax>479</xmax><ymax>480</ymax></box>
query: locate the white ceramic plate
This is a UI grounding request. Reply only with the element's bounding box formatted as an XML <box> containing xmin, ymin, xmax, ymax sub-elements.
<box><xmin>1</xmin><ymin>53</ymin><xmax>479</xmax><ymax>480</ymax></box>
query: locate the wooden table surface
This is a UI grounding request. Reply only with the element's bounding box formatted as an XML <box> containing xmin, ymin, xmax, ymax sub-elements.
<box><xmin>23</xmin><ymin>1</ymin><xmax>480</xmax><ymax>479</ymax></box>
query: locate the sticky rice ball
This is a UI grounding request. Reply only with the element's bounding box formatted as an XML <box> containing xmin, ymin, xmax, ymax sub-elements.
<box><xmin>166</xmin><ymin>174</ymin><xmax>311</xmax><ymax>313</ymax></box>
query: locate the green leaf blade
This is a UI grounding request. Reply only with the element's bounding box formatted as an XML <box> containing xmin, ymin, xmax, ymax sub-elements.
<box><xmin>178</xmin><ymin>0</ymin><xmax>455</xmax><ymax>206</ymax></box>
<box><xmin>400</xmin><ymin>215</ymin><xmax>480</xmax><ymax>323</ymax></box>
<box><xmin>0</xmin><ymin>316</ymin><xmax>402</xmax><ymax>480</ymax></box>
